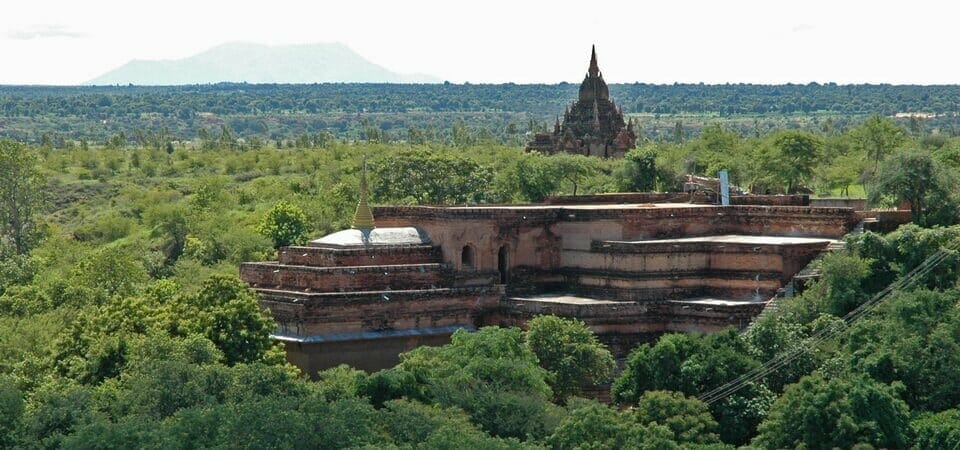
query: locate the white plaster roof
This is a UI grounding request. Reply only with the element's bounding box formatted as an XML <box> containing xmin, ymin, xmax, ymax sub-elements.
<box><xmin>310</xmin><ymin>227</ymin><xmax>430</xmax><ymax>247</ymax></box>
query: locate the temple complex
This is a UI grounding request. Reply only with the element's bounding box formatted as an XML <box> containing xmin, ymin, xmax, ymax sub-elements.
<box><xmin>241</xmin><ymin>173</ymin><xmax>869</xmax><ymax>373</ymax></box>
<box><xmin>526</xmin><ymin>46</ymin><xmax>637</xmax><ymax>158</ymax></box>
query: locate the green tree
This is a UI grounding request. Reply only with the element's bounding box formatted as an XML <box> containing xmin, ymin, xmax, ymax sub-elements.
<box><xmin>632</xmin><ymin>390</ymin><xmax>721</xmax><ymax>445</ymax></box>
<box><xmin>618</xmin><ymin>147</ymin><xmax>659</xmax><ymax>192</ymax></box>
<box><xmin>911</xmin><ymin>408</ymin><xmax>960</xmax><ymax>450</ymax></box>
<box><xmin>0</xmin><ymin>140</ymin><xmax>46</xmax><ymax>254</ymax></box>
<box><xmin>256</xmin><ymin>201</ymin><xmax>310</xmax><ymax>248</ymax></box>
<box><xmin>52</xmin><ymin>294</ymin><xmax>156</xmax><ymax>383</ymax></box>
<box><xmin>869</xmin><ymin>149</ymin><xmax>959</xmax><ymax>226</ymax></box>
<box><xmin>379</xmin><ymin>399</ymin><xmax>529</xmax><ymax>449</ymax></box>
<box><xmin>850</xmin><ymin>114</ymin><xmax>906</xmax><ymax>172</ymax></box>
<box><xmin>386</xmin><ymin>327</ymin><xmax>554</xmax><ymax>439</ymax></box>
<box><xmin>753</xmin><ymin>374</ymin><xmax>911</xmax><ymax>450</ymax></box>
<box><xmin>742</xmin><ymin>314</ymin><xmax>822</xmax><ymax>393</ymax></box>
<box><xmin>815</xmin><ymin>251</ymin><xmax>873</xmax><ymax>317</ymax></box>
<box><xmin>845</xmin><ymin>288</ymin><xmax>960</xmax><ymax>411</ymax></box>
<box><xmin>613</xmin><ymin>330</ymin><xmax>758</xmax><ymax>400</ymax></box>
<box><xmin>373</xmin><ymin>149</ymin><xmax>491</xmax><ymax>205</ymax></box>
<box><xmin>612</xmin><ymin>329</ymin><xmax>766</xmax><ymax>445</ymax></box>
<box><xmin>104</xmin><ymin>334</ymin><xmax>225</xmax><ymax>419</ymax></box>
<box><xmin>17</xmin><ymin>383</ymin><xmax>97</xmax><ymax>449</ymax></box>
<box><xmin>503</xmin><ymin>152</ymin><xmax>560</xmax><ymax>202</ymax></box>
<box><xmin>820</xmin><ymin>153</ymin><xmax>867</xmax><ymax>197</ymax></box>
<box><xmin>452</xmin><ymin>118</ymin><xmax>473</xmax><ymax>147</ymax></box>
<box><xmin>770</xmin><ymin>130</ymin><xmax>822</xmax><ymax>193</ymax></box>
<box><xmin>71</xmin><ymin>246</ymin><xmax>149</xmax><ymax>302</ymax></box>
<box><xmin>548</xmin><ymin>400</ymin><xmax>679</xmax><ymax>450</ymax></box>
<box><xmin>169</xmin><ymin>275</ymin><xmax>277</xmax><ymax>365</ymax></box>
<box><xmin>552</xmin><ymin>154</ymin><xmax>598</xmax><ymax>196</ymax></box>
<box><xmin>218</xmin><ymin>124</ymin><xmax>236</xmax><ymax>150</ymax></box>
<box><xmin>144</xmin><ymin>203</ymin><xmax>189</xmax><ymax>265</ymax></box>
<box><xmin>0</xmin><ymin>376</ymin><xmax>24</xmax><ymax>449</ymax></box>
<box><xmin>524</xmin><ymin>315</ymin><xmax>615</xmax><ymax>402</ymax></box>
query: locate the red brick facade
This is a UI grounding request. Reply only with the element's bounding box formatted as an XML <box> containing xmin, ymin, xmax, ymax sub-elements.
<box><xmin>241</xmin><ymin>196</ymin><xmax>861</xmax><ymax>375</ymax></box>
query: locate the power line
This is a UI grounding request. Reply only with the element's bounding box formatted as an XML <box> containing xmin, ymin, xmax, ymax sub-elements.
<box><xmin>697</xmin><ymin>240</ymin><xmax>959</xmax><ymax>405</ymax></box>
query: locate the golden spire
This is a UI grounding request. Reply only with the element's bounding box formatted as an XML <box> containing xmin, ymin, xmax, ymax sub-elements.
<box><xmin>352</xmin><ymin>156</ymin><xmax>376</xmax><ymax>230</ymax></box>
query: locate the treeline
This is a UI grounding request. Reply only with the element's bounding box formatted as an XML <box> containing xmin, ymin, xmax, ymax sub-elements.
<box><xmin>6</xmin><ymin>82</ymin><xmax>960</xmax><ymax>117</ymax></box>
<box><xmin>3</xmin><ymin>82</ymin><xmax>960</xmax><ymax>145</ymax></box>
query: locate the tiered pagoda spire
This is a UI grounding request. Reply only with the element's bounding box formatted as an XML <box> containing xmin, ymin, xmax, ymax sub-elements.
<box><xmin>526</xmin><ymin>45</ymin><xmax>636</xmax><ymax>158</ymax></box>
<box><xmin>588</xmin><ymin>45</ymin><xmax>599</xmax><ymax>77</ymax></box>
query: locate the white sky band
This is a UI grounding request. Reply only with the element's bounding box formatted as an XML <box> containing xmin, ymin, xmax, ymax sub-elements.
<box><xmin>1</xmin><ymin>0</ymin><xmax>957</xmax><ymax>85</ymax></box>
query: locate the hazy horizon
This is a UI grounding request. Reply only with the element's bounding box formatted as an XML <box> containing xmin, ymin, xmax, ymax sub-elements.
<box><xmin>3</xmin><ymin>0</ymin><xmax>959</xmax><ymax>86</ymax></box>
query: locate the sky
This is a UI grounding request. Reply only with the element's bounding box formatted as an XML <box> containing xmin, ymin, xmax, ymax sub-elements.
<box><xmin>2</xmin><ymin>0</ymin><xmax>958</xmax><ymax>85</ymax></box>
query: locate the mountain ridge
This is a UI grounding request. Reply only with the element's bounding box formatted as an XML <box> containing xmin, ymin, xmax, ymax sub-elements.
<box><xmin>86</xmin><ymin>42</ymin><xmax>440</xmax><ymax>85</ymax></box>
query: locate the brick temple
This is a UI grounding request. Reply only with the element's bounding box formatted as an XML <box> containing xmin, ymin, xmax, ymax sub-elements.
<box><xmin>526</xmin><ymin>45</ymin><xmax>637</xmax><ymax>158</ymax></box>
<box><xmin>241</xmin><ymin>169</ymin><xmax>863</xmax><ymax>374</ymax></box>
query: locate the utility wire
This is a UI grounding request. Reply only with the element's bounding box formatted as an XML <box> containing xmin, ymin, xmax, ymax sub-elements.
<box><xmin>698</xmin><ymin>240</ymin><xmax>959</xmax><ymax>405</ymax></box>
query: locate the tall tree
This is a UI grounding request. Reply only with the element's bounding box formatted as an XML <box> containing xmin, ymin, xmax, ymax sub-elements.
<box><xmin>168</xmin><ymin>276</ymin><xmax>277</xmax><ymax>365</ymax></box>
<box><xmin>753</xmin><ymin>374</ymin><xmax>911</xmax><ymax>450</ymax></box>
<box><xmin>551</xmin><ymin>154</ymin><xmax>598</xmax><ymax>196</ymax></box>
<box><xmin>770</xmin><ymin>130</ymin><xmax>821</xmax><ymax>193</ymax></box>
<box><xmin>524</xmin><ymin>315</ymin><xmax>615</xmax><ymax>402</ymax></box>
<box><xmin>257</xmin><ymin>201</ymin><xmax>310</xmax><ymax>248</ymax></box>
<box><xmin>373</xmin><ymin>150</ymin><xmax>491</xmax><ymax>205</ymax></box>
<box><xmin>869</xmin><ymin>149</ymin><xmax>959</xmax><ymax>226</ymax></box>
<box><xmin>0</xmin><ymin>140</ymin><xmax>46</xmax><ymax>254</ymax></box>
<box><xmin>850</xmin><ymin>114</ymin><xmax>905</xmax><ymax>172</ymax></box>
<box><xmin>618</xmin><ymin>148</ymin><xmax>659</xmax><ymax>192</ymax></box>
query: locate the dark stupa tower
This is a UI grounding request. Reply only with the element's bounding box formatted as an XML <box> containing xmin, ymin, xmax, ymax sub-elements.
<box><xmin>527</xmin><ymin>45</ymin><xmax>636</xmax><ymax>158</ymax></box>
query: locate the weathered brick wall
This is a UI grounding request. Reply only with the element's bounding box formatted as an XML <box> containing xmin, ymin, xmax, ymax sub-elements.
<box><xmin>612</xmin><ymin>206</ymin><xmax>858</xmax><ymax>239</ymax></box>
<box><xmin>810</xmin><ymin>198</ymin><xmax>867</xmax><ymax>210</ymax></box>
<box><xmin>369</xmin><ymin>204</ymin><xmax>844</xmax><ymax>302</ymax></box>
<box><xmin>568</xmin><ymin>271</ymin><xmax>782</xmax><ymax>301</ymax></box>
<box><xmin>862</xmin><ymin>210</ymin><xmax>912</xmax><ymax>233</ymax></box>
<box><xmin>278</xmin><ymin>245</ymin><xmax>441</xmax><ymax>266</ymax></box>
<box><xmin>375</xmin><ymin>211</ymin><xmax>562</xmax><ymax>274</ymax></box>
<box><xmin>282</xmin><ymin>333</ymin><xmax>457</xmax><ymax>375</ymax></box>
<box><xmin>241</xmin><ymin>262</ymin><xmax>448</xmax><ymax>292</ymax></box>
<box><xmin>243</xmin><ymin>200</ymin><xmax>857</xmax><ymax>374</ymax></box>
<box><xmin>731</xmin><ymin>195</ymin><xmax>809</xmax><ymax>206</ymax></box>
<box><xmin>543</xmin><ymin>193</ymin><xmax>810</xmax><ymax>206</ymax></box>
<box><xmin>259</xmin><ymin>287</ymin><xmax>500</xmax><ymax>337</ymax></box>
<box><xmin>375</xmin><ymin>205</ymin><xmax>859</xmax><ymax>251</ymax></box>
<box><xmin>544</xmin><ymin>192</ymin><xmax>701</xmax><ymax>205</ymax></box>
<box><xmin>555</xmin><ymin>240</ymin><xmax>827</xmax><ymax>300</ymax></box>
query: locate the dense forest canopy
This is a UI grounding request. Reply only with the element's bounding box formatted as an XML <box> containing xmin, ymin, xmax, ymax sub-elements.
<box><xmin>2</xmin><ymin>81</ymin><xmax>960</xmax><ymax>447</ymax></box>
<box><xmin>3</xmin><ymin>83</ymin><xmax>960</xmax><ymax>145</ymax></box>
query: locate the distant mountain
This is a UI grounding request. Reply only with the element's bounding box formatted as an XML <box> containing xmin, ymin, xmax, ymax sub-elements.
<box><xmin>86</xmin><ymin>42</ymin><xmax>440</xmax><ymax>85</ymax></box>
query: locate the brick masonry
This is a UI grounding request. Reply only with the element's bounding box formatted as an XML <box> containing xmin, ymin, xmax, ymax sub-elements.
<box><xmin>241</xmin><ymin>198</ymin><xmax>861</xmax><ymax>375</ymax></box>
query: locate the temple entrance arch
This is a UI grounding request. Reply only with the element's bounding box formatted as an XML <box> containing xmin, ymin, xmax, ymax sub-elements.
<box><xmin>498</xmin><ymin>245</ymin><xmax>510</xmax><ymax>284</ymax></box>
<box><xmin>461</xmin><ymin>245</ymin><xmax>475</xmax><ymax>270</ymax></box>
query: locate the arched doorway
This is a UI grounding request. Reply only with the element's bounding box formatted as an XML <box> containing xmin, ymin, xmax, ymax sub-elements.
<box><xmin>498</xmin><ymin>245</ymin><xmax>509</xmax><ymax>284</ymax></box>
<box><xmin>461</xmin><ymin>245</ymin><xmax>475</xmax><ymax>270</ymax></box>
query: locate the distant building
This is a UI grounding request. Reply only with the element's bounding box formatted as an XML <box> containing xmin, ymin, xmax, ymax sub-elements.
<box><xmin>527</xmin><ymin>46</ymin><xmax>637</xmax><ymax>158</ymax></box>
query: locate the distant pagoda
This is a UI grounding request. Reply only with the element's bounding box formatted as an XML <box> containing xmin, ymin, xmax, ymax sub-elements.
<box><xmin>526</xmin><ymin>45</ymin><xmax>636</xmax><ymax>158</ymax></box>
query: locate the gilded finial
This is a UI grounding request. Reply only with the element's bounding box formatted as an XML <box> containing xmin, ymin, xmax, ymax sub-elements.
<box><xmin>352</xmin><ymin>156</ymin><xmax>376</xmax><ymax>230</ymax></box>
